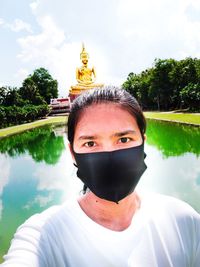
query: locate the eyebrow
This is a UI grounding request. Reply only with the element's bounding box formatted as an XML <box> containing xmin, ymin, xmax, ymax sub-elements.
<box><xmin>78</xmin><ymin>130</ymin><xmax>136</xmax><ymax>141</ymax></box>
<box><xmin>78</xmin><ymin>135</ymin><xmax>98</xmax><ymax>141</ymax></box>
<box><xmin>112</xmin><ymin>130</ymin><xmax>137</xmax><ymax>137</ymax></box>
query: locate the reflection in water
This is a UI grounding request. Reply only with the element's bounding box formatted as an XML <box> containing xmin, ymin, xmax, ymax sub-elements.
<box><xmin>138</xmin><ymin>145</ymin><xmax>200</xmax><ymax>212</ymax></box>
<box><xmin>0</xmin><ymin>126</ymin><xmax>66</xmax><ymax>165</ymax></box>
<box><xmin>0</xmin><ymin>122</ymin><xmax>199</xmax><ymax>263</ymax></box>
<box><xmin>0</xmin><ymin>130</ymin><xmax>82</xmax><ymax>263</ymax></box>
<box><xmin>141</xmin><ymin>120</ymin><xmax>200</xmax><ymax>212</ymax></box>
<box><xmin>146</xmin><ymin>119</ymin><xmax>200</xmax><ymax>157</ymax></box>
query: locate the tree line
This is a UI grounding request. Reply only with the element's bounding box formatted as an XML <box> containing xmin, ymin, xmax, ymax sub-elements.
<box><xmin>123</xmin><ymin>57</ymin><xmax>200</xmax><ymax>111</ymax></box>
<box><xmin>0</xmin><ymin>68</ymin><xmax>58</xmax><ymax>128</ymax></box>
<box><xmin>1</xmin><ymin>58</ymin><xmax>199</xmax><ymax>129</ymax></box>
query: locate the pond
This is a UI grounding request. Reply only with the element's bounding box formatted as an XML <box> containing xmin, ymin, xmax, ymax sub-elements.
<box><xmin>0</xmin><ymin>120</ymin><xmax>200</xmax><ymax>262</ymax></box>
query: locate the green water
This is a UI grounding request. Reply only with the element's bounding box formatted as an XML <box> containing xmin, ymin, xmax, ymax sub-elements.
<box><xmin>0</xmin><ymin>121</ymin><xmax>200</xmax><ymax>262</ymax></box>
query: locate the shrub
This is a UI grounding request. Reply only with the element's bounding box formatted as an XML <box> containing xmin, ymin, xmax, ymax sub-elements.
<box><xmin>0</xmin><ymin>104</ymin><xmax>50</xmax><ymax>128</ymax></box>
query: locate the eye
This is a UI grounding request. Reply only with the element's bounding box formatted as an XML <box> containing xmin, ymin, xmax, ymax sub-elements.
<box><xmin>119</xmin><ymin>137</ymin><xmax>131</xmax><ymax>143</ymax></box>
<box><xmin>84</xmin><ymin>141</ymin><xmax>96</xmax><ymax>147</ymax></box>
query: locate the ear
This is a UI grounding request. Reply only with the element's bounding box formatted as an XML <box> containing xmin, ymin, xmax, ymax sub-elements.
<box><xmin>68</xmin><ymin>143</ymin><xmax>76</xmax><ymax>163</ymax></box>
<box><xmin>143</xmin><ymin>134</ymin><xmax>147</xmax><ymax>142</ymax></box>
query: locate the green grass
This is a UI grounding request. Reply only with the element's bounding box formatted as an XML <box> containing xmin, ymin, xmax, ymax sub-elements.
<box><xmin>144</xmin><ymin>112</ymin><xmax>200</xmax><ymax>125</ymax></box>
<box><xmin>0</xmin><ymin>116</ymin><xmax>68</xmax><ymax>138</ymax></box>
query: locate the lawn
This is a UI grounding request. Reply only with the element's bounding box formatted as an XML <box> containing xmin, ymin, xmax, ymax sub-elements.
<box><xmin>0</xmin><ymin>116</ymin><xmax>68</xmax><ymax>138</ymax></box>
<box><xmin>144</xmin><ymin>112</ymin><xmax>200</xmax><ymax>126</ymax></box>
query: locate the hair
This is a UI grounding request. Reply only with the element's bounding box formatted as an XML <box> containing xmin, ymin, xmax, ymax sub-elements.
<box><xmin>67</xmin><ymin>86</ymin><xmax>146</xmax><ymax>147</ymax></box>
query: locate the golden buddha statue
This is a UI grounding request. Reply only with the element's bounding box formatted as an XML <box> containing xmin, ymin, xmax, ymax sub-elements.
<box><xmin>69</xmin><ymin>43</ymin><xmax>103</xmax><ymax>100</ymax></box>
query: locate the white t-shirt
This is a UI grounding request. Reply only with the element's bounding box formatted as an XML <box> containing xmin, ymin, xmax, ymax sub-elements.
<box><xmin>1</xmin><ymin>193</ymin><xmax>200</xmax><ymax>267</ymax></box>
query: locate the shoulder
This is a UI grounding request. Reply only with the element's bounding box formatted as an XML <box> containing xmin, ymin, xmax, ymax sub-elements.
<box><xmin>3</xmin><ymin>201</ymin><xmax>77</xmax><ymax>262</ymax></box>
<box><xmin>10</xmin><ymin>200</ymin><xmax>78</xmax><ymax>245</ymax></box>
<box><xmin>22</xmin><ymin>205</ymin><xmax>62</xmax><ymax>228</ymax></box>
<box><xmin>139</xmin><ymin>193</ymin><xmax>200</xmax><ymax>242</ymax></box>
<box><xmin>21</xmin><ymin>200</ymin><xmax>76</xmax><ymax>230</ymax></box>
<box><xmin>2</xmin><ymin>204</ymin><xmax>63</xmax><ymax>264</ymax></box>
<box><xmin>9</xmin><ymin>204</ymin><xmax>64</xmax><ymax>249</ymax></box>
<box><xmin>136</xmin><ymin>193</ymin><xmax>200</xmax><ymax>265</ymax></box>
<box><xmin>140</xmin><ymin>193</ymin><xmax>200</xmax><ymax>224</ymax></box>
<box><xmin>141</xmin><ymin>192</ymin><xmax>198</xmax><ymax>210</ymax></box>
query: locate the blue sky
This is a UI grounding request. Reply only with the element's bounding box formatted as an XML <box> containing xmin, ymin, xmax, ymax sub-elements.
<box><xmin>1</xmin><ymin>0</ymin><xmax>200</xmax><ymax>97</ymax></box>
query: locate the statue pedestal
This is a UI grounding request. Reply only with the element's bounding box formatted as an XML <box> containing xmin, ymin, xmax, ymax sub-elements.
<box><xmin>69</xmin><ymin>83</ymin><xmax>104</xmax><ymax>101</ymax></box>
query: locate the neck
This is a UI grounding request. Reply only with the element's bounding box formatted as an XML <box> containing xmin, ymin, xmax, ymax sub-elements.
<box><xmin>78</xmin><ymin>191</ymin><xmax>141</xmax><ymax>231</ymax></box>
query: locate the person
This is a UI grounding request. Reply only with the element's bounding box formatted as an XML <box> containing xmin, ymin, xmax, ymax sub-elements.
<box><xmin>1</xmin><ymin>86</ymin><xmax>200</xmax><ymax>267</ymax></box>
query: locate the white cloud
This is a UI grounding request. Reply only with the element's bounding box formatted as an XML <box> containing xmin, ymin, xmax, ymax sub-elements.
<box><xmin>137</xmin><ymin>145</ymin><xmax>200</xmax><ymax>211</ymax></box>
<box><xmin>17</xmin><ymin>15</ymin><xmax>65</xmax><ymax>60</ymax></box>
<box><xmin>0</xmin><ymin>154</ymin><xmax>10</xmax><ymax>221</ymax></box>
<box><xmin>0</xmin><ymin>155</ymin><xmax>10</xmax><ymax>195</ymax></box>
<box><xmin>17</xmin><ymin>15</ymin><xmax>109</xmax><ymax>96</ymax></box>
<box><xmin>117</xmin><ymin>0</ymin><xmax>200</xmax><ymax>62</ymax></box>
<box><xmin>1</xmin><ymin>18</ymin><xmax>33</xmax><ymax>33</ymax></box>
<box><xmin>6</xmin><ymin>19</ymin><xmax>33</xmax><ymax>33</ymax></box>
<box><xmin>30</xmin><ymin>0</ymin><xmax>40</xmax><ymax>13</ymax></box>
<box><xmin>14</xmin><ymin>68</ymin><xmax>30</xmax><ymax>82</ymax></box>
<box><xmin>23</xmin><ymin>193</ymin><xmax>55</xmax><ymax>209</ymax></box>
<box><xmin>33</xmin><ymin>142</ymin><xmax>82</xmax><ymax>199</ymax></box>
<box><xmin>7</xmin><ymin>0</ymin><xmax>200</xmax><ymax>94</ymax></box>
<box><xmin>0</xmin><ymin>18</ymin><xmax>5</xmax><ymax>26</ymax></box>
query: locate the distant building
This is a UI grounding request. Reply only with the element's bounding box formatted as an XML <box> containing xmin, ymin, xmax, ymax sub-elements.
<box><xmin>49</xmin><ymin>97</ymin><xmax>71</xmax><ymax>114</ymax></box>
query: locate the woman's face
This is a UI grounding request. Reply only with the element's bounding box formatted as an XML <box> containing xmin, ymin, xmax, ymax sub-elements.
<box><xmin>73</xmin><ymin>103</ymin><xmax>143</xmax><ymax>154</ymax></box>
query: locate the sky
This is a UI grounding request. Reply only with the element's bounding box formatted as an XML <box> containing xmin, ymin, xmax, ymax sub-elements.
<box><xmin>1</xmin><ymin>0</ymin><xmax>200</xmax><ymax>97</ymax></box>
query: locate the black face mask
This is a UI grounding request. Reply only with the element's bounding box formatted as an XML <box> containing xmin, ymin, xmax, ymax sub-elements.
<box><xmin>73</xmin><ymin>144</ymin><xmax>147</xmax><ymax>203</ymax></box>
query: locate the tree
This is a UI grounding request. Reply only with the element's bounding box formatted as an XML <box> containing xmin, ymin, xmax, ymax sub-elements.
<box><xmin>19</xmin><ymin>77</ymin><xmax>45</xmax><ymax>105</ymax></box>
<box><xmin>0</xmin><ymin>87</ymin><xmax>8</xmax><ymax>105</ymax></box>
<box><xmin>137</xmin><ymin>69</ymin><xmax>153</xmax><ymax>109</ymax></box>
<box><xmin>180</xmin><ymin>83</ymin><xmax>200</xmax><ymax>110</ymax></box>
<box><xmin>0</xmin><ymin>68</ymin><xmax>56</xmax><ymax>127</ymax></box>
<box><xmin>169</xmin><ymin>58</ymin><xmax>199</xmax><ymax>108</ymax></box>
<box><xmin>123</xmin><ymin>57</ymin><xmax>200</xmax><ymax>111</ymax></box>
<box><xmin>2</xmin><ymin>87</ymin><xmax>24</xmax><ymax>107</ymax></box>
<box><xmin>123</xmin><ymin>72</ymin><xmax>139</xmax><ymax>98</ymax></box>
<box><xmin>123</xmin><ymin>67</ymin><xmax>165</xmax><ymax>110</ymax></box>
<box><xmin>149</xmin><ymin>59</ymin><xmax>175</xmax><ymax>110</ymax></box>
<box><xmin>31</xmin><ymin>68</ymin><xmax>58</xmax><ymax>103</ymax></box>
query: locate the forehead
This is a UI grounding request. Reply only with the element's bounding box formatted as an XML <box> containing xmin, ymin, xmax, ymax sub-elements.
<box><xmin>74</xmin><ymin>103</ymin><xmax>140</xmax><ymax>137</ymax></box>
